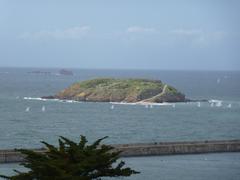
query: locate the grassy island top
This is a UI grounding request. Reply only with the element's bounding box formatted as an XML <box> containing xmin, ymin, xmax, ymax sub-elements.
<box><xmin>51</xmin><ymin>78</ymin><xmax>185</xmax><ymax>103</ymax></box>
<box><xmin>73</xmin><ymin>78</ymin><xmax>164</xmax><ymax>91</ymax></box>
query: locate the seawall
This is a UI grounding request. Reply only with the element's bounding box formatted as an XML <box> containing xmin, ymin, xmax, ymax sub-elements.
<box><xmin>1</xmin><ymin>140</ymin><xmax>240</xmax><ymax>163</ymax></box>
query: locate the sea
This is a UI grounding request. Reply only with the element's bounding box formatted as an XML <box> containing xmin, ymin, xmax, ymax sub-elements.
<box><xmin>0</xmin><ymin>67</ymin><xmax>240</xmax><ymax>179</ymax></box>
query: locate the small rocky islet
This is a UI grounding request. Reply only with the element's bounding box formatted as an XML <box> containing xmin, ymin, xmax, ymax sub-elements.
<box><xmin>42</xmin><ymin>78</ymin><xmax>188</xmax><ymax>103</ymax></box>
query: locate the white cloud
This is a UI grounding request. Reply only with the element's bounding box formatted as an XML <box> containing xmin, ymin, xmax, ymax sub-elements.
<box><xmin>126</xmin><ymin>26</ymin><xmax>156</xmax><ymax>33</ymax></box>
<box><xmin>170</xmin><ymin>29</ymin><xmax>203</xmax><ymax>36</ymax></box>
<box><xmin>20</xmin><ymin>26</ymin><xmax>91</xmax><ymax>40</ymax></box>
<box><xmin>170</xmin><ymin>28</ymin><xmax>226</xmax><ymax>45</ymax></box>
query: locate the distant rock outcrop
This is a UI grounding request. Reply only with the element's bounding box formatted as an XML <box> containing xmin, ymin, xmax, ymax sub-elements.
<box><xmin>42</xmin><ymin>78</ymin><xmax>186</xmax><ymax>103</ymax></box>
<box><xmin>59</xmin><ymin>69</ymin><xmax>73</xmax><ymax>76</ymax></box>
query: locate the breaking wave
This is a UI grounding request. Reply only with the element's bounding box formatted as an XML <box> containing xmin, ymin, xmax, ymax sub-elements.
<box><xmin>23</xmin><ymin>97</ymin><xmax>81</xmax><ymax>103</ymax></box>
<box><xmin>110</xmin><ymin>101</ymin><xmax>173</xmax><ymax>106</ymax></box>
<box><xmin>208</xmin><ymin>99</ymin><xmax>223</xmax><ymax>107</ymax></box>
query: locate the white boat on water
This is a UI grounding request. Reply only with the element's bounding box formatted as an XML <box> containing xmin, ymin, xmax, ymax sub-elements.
<box><xmin>42</xmin><ymin>106</ymin><xmax>46</xmax><ymax>112</ymax></box>
<box><xmin>110</xmin><ymin>105</ymin><xmax>114</xmax><ymax>109</ymax></box>
<box><xmin>197</xmin><ymin>102</ymin><xmax>201</xmax><ymax>107</ymax></box>
<box><xmin>25</xmin><ymin>107</ymin><xmax>30</xmax><ymax>112</ymax></box>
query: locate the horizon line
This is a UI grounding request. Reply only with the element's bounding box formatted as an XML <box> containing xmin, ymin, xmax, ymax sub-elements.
<box><xmin>0</xmin><ymin>66</ymin><xmax>240</xmax><ymax>72</ymax></box>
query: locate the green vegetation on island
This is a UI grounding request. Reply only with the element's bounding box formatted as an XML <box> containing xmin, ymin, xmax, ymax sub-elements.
<box><xmin>42</xmin><ymin>78</ymin><xmax>185</xmax><ymax>103</ymax></box>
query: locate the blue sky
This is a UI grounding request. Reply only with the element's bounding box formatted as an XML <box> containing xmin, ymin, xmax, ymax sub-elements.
<box><xmin>0</xmin><ymin>0</ymin><xmax>240</xmax><ymax>70</ymax></box>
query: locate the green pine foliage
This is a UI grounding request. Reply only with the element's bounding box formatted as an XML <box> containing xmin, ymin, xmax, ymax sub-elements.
<box><xmin>0</xmin><ymin>136</ymin><xmax>139</xmax><ymax>180</ymax></box>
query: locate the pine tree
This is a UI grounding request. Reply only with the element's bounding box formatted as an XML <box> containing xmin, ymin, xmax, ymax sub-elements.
<box><xmin>1</xmin><ymin>136</ymin><xmax>139</xmax><ymax>180</ymax></box>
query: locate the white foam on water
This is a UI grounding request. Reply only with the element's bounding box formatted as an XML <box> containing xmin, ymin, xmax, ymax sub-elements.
<box><xmin>24</xmin><ymin>97</ymin><xmax>45</xmax><ymax>101</ymax></box>
<box><xmin>209</xmin><ymin>99</ymin><xmax>223</xmax><ymax>107</ymax></box>
<box><xmin>209</xmin><ymin>99</ymin><xmax>222</xmax><ymax>103</ymax></box>
<box><xmin>23</xmin><ymin>97</ymin><xmax>81</xmax><ymax>104</ymax></box>
<box><xmin>61</xmin><ymin>100</ymin><xmax>80</xmax><ymax>103</ymax></box>
<box><xmin>110</xmin><ymin>101</ymin><xmax>173</xmax><ymax>106</ymax></box>
<box><xmin>227</xmin><ymin>104</ymin><xmax>232</xmax><ymax>108</ymax></box>
<box><xmin>137</xmin><ymin>102</ymin><xmax>173</xmax><ymax>106</ymax></box>
<box><xmin>110</xmin><ymin>102</ymin><xmax>137</xmax><ymax>105</ymax></box>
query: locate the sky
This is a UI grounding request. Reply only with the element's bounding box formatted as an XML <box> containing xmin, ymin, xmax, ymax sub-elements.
<box><xmin>0</xmin><ymin>0</ymin><xmax>240</xmax><ymax>70</ymax></box>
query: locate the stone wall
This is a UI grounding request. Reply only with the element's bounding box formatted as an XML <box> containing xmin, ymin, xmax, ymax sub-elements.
<box><xmin>116</xmin><ymin>140</ymin><xmax>240</xmax><ymax>157</ymax></box>
<box><xmin>1</xmin><ymin>140</ymin><xmax>240</xmax><ymax>163</ymax></box>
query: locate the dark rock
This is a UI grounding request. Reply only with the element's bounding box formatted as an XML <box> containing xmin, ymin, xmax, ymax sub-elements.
<box><xmin>59</xmin><ymin>69</ymin><xmax>73</xmax><ymax>76</ymax></box>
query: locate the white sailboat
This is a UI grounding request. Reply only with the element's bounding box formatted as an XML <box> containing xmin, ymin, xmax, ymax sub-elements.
<box><xmin>41</xmin><ymin>106</ymin><xmax>46</xmax><ymax>112</ymax></box>
<box><xmin>25</xmin><ymin>107</ymin><xmax>30</xmax><ymax>112</ymax></box>
<box><xmin>110</xmin><ymin>105</ymin><xmax>114</xmax><ymax>110</ymax></box>
<box><xmin>197</xmin><ymin>102</ymin><xmax>201</xmax><ymax>107</ymax></box>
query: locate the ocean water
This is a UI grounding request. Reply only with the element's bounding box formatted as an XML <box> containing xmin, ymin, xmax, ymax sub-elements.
<box><xmin>1</xmin><ymin>153</ymin><xmax>240</xmax><ymax>180</ymax></box>
<box><xmin>0</xmin><ymin>68</ymin><xmax>240</xmax><ymax>179</ymax></box>
<box><xmin>0</xmin><ymin>67</ymin><xmax>240</xmax><ymax>148</ymax></box>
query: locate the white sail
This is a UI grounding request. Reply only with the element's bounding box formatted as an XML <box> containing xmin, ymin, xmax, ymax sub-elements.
<box><xmin>110</xmin><ymin>105</ymin><xmax>114</xmax><ymax>109</ymax></box>
<box><xmin>197</xmin><ymin>102</ymin><xmax>201</xmax><ymax>107</ymax></box>
<box><xmin>42</xmin><ymin>106</ymin><xmax>46</xmax><ymax>112</ymax></box>
<box><xmin>25</xmin><ymin>107</ymin><xmax>30</xmax><ymax>112</ymax></box>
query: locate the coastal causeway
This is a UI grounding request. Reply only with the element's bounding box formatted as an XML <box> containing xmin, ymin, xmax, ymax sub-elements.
<box><xmin>1</xmin><ymin>140</ymin><xmax>240</xmax><ymax>163</ymax></box>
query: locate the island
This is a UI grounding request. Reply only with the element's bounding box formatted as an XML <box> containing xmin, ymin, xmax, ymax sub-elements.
<box><xmin>42</xmin><ymin>78</ymin><xmax>187</xmax><ymax>103</ymax></box>
<box><xmin>59</xmin><ymin>69</ymin><xmax>74</xmax><ymax>76</ymax></box>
